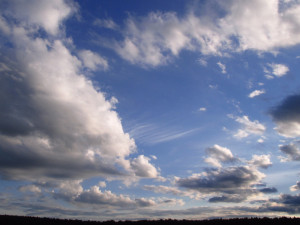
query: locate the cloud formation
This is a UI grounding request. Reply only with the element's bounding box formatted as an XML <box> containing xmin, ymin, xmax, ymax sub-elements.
<box><xmin>205</xmin><ymin>144</ymin><xmax>238</xmax><ymax>168</ymax></box>
<box><xmin>270</xmin><ymin>94</ymin><xmax>300</xmax><ymax>138</ymax></box>
<box><xmin>248</xmin><ymin>89</ymin><xmax>266</xmax><ymax>98</ymax></box>
<box><xmin>279</xmin><ymin>143</ymin><xmax>300</xmax><ymax>161</ymax></box>
<box><xmin>112</xmin><ymin>0</ymin><xmax>300</xmax><ymax>67</ymax></box>
<box><xmin>232</xmin><ymin>115</ymin><xmax>266</xmax><ymax>139</ymax></box>
<box><xmin>248</xmin><ymin>155</ymin><xmax>272</xmax><ymax>169</ymax></box>
<box><xmin>0</xmin><ymin>0</ymin><xmax>158</xmax><ymax>182</ymax></box>
<box><xmin>264</xmin><ymin>63</ymin><xmax>289</xmax><ymax>78</ymax></box>
<box><xmin>175</xmin><ymin>145</ymin><xmax>273</xmax><ymax>203</ymax></box>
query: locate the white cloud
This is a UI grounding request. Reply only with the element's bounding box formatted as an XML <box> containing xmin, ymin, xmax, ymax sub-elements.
<box><xmin>198</xmin><ymin>107</ymin><xmax>207</xmax><ymax>112</ymax></box>
<box><xmin>130</xmin><ymin>155</ymin><xmax>158</xmax><ymax>178</ymax></box>
<box><xmin>19</xmin><ymin>184</ymin><xmax>41</xmax><ymax>193</ymax></box>
<box><xmin>217</xmin><ymin>62</ymin><xmax>226</xmax><ymax>74</ymax></box>
<box><xmin>248</xmin><ymin>154</ymin><xmax>272</xmax><ymax>169</ymax></box>
<box><xmin>205</xmin><ymin>145</ymin><xmax>237</xmax><ymax>168</ymax></box>
<box><xmin>111</xmin><ymin>0</ymin><xmax>300</xmax><ymax>67</ymax></box>
<box><xmin>144</xmin><ymin>185</ymin><xmax>201</xmax><ymax>200</ymax></box>
<box><xmin>233</xmin><ymin>116</ymin><xmax>266</xmax><ymax>139</ymax></box>
<box><xmin>0</xmin><ymin>0</ymin><xmax>160</xmax><ymax>182</ymax></box>
<box><xmin>265</xmin><ymin>63</ymin><xmax>289</xmax><ymax>78</ymax></box>
<box><xmin>78</xmin><ymin>50</ymin><xmax>108</xmax><ymax>71</ymax></box>
<box><xmin>6</xmin><ymin>0</ymin><xmax>76</xmax><ymax>35</ymax></box>
<box><xmin>197</xmin><ymin>58</ymin><xmax>208</xmax><ymax>66</ymax></box>
<box><xmin>290</xmin><ymin>181</ymin><xmax>300</xmax><ymax>192</ymax></box>
<box><xmin>93</xmin><ymin>18</ymin><xmax>118</xmax><ymax>30</ymax></box>
<box><xmin>248</xmin><ymin>89</ymin><xmax>266</xmax><ymax>98</ymax></box>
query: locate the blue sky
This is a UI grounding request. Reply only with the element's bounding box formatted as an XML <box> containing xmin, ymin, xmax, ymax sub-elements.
<box><xmin>1</xmin><ymin>0</ymin><xmax>300</xmax><ymax>220</ymax></box>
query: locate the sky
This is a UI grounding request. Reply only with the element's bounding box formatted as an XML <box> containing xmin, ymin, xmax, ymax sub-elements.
<box><xmin>1</xmin><ymin>0</ymin><xmax>300</xmax><ymax>221</ymax></box>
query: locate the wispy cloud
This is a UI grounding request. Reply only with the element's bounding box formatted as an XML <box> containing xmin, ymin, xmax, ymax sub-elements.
<box><xmin>217</xmin><ymin>62</ymin><xmax>226</xmax><ymax>74</ymax></box>
<box><xmin>128</xmin><ymin>123</ymin><xmax>199</xmax><ymax>145</ymax></box>
<box><xmin>248</xmin><ymin>89</ymin><xmax>266</xmax><ymax>98</ymax></box>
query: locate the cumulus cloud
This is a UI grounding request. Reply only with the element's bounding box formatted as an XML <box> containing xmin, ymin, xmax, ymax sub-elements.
<box><xmin>51</xmin><ymin>182</ymin><xmax>182</xmax><ymax>210</ymax></box>
<box><xmin>78</xmin><ymin>50</ymin><xmax>108</xmax><ymax>71</ymax></box>
<box><xmin>75</xmin><ymin>186</ymin><xmax>156</xmax><ymax>208</ymax></box>
<box><xmin>19</xmin><ymin>184</ymin><xmax>42</xmax><ymax>193</ymax></box>
<box><xmin>204</xmin><ymin>145</ymin><xmax>238</xmax><ymax>168</ymax></box>
<box><xmin>270</xmin><ymin>94</ymin><xmax>300</xmax><ymax>138</ymax></box>
<box><xmin>111</xmin><ymin>0</ymin><xmax>300</xmax><ymax>67</ymax></box>
<box><xmin>232</xmin><ymin>115</ymin><xmax>266</xmax><ymax>139</ymax></box>
<box><xmin>248</xmin><ymin>89</ymin><xmax>266</xmax><ymax>98</ymax></box>
<box><xmin>248</xmin><ymin>155</ymin><xmax>272</xmax><ymax>169</ymax></box>
<box><xmin>130</xmin><ymin>155</ymin><xmax>158</xmax><ymax>178</ymax></box>
<box><xmin>174</xmin><ymin>144</ymin><xmax>275</xmax><ymax>203</ymax></box>
<box><xmin>290</xmin><ymin>181</ymin><xmax>300</xmax><ymax>192</ymax></box>
<box><xmin>279</xmin><ymin>143</ymin><xmax>300</xmax><ymax>161</ymax></box>
<box><xmin>5</xmin><ymin>0</ymin><xmax>76</xmax><ymax>35</ymax></box>
<box><xmin>0</xmin><ymin>0</ymin><xmax>159</xmax><ymax>183</ymax></box>
<box><xmin>177</xmin><ymin>166</ymin><xmax>265</xmax><ymax>193</ymax></box>
<box><xmin>265</xmin><ymin>63</ymin><xmax>289</xmax><ymax>78</ymax></box>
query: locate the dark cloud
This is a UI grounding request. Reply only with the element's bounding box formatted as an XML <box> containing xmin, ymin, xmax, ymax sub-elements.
<box><xmin>259</xmin><ymin>187</ymin><xmax>277</xmax><ymax>194</ymax></box>
<box><xmin>271</xmin><ymin>94</ymin><xmax>300</xmax><ymax>122</ymax></box>
<box><xmin>279</xmin><ymin>143</ymin><xmax>300</xmax><ymax>161</ymax></box>
<box><xmin>270</xmin><ymin>94</ymin><xmax>300</xmax><ymax>137</ymax></box>
<box><xmin>177</xmin><ymin>166</ymin><xmax>264</xmax><ymax>193</ymax></box>
<box><xmin>209</xmin><ymin>195</ymin><xmax>246</xmax><ymax>203</ymax></box>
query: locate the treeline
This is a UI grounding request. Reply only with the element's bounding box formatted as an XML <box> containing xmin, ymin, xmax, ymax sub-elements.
<box><xmin>1</xmin><ymin>215</ymin><xmax>300</xmax><ymax>225</ymax></box>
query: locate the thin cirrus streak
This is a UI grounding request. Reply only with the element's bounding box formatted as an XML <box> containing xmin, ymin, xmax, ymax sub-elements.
<box><xmin>128</xmin><ymin>124</ymin><xmax>200</xmax><ymax>145</ymax></box>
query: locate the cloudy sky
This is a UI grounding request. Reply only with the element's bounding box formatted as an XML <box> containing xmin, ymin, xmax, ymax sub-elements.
<box><xmin>1</xmin><ymin>0</ymin><xmax>300</xmax><ymax>221</ymax></box>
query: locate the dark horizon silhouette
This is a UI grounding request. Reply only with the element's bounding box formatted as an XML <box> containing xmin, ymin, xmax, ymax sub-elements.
<box><xmin>1</xmin><ymin>215</ymin><xmax>300</xmax><ymax>225</ymax></box>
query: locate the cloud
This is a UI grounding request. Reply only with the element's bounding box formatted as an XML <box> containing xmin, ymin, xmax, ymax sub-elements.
<box><xmin>290</xmin><ymin>181</ymin><xmax>300</xmax><ymax>192</ymax></box>
<box><xmin>78</xmin><ymin>50</ymin><xmax>108</xmax><ymax>71</ymax></box>
<box><xmin>177</xmin><ymin>166</ymin><xmax>264</xmax><ymax>193</ymax></box>
<box><xmin>270</xmin><ymin>94</ymin><xmax>300</xmax><ymax>138</ymax></box>
<box><xmin>128</xmin><ymin>123</ymin><xmax>198</xmax><ymax>145</ymax></box>
<box><xmin>279</xmin><ymin>143</ymin><xmax>300</xmax><ymax>161</ymax></box>
<box><xmin>111</xmin><ymin>0</ymin><xmax>300</xmax><ymax>67</ymax></box>
<box><xmin>143</xmin><ymin>185</ymin><xmax>201</xmax><ymax>200</ymax></box>
<box><xmin>74</xmin><ymin>186</ymin><xmax>156</xmax><ymax>208</ymax></box>
<box><xmin>248</xmin><ymin>155</ymin><xmax>272</xmax><ymax>169</ymax></box>
<box><xmin>232</xmin><ymin>115</ymin><xmax>266</xmax><ymax>139</ymax></box>
<box><xmin>197</xmin><ymin>58</ymin><xmax>208</xmax><ymax>66</ymax></box>
<box><xmin>19</xmin><ymin>184</ymin><xmax>42</xmax><ymax>193</ymax></box>
<box><xmin>264</xmin><ymin>63</ymin><xmax>289</xmax><ymax>78</ymax></box>
<box><xmin>217</xmin><ymin>62</ymin><xmax>226</xmax><ymax>74</ymax></box>
<box><xmin>198</xmin><ymin>107</ymin><xmax>207</xmax><ymax>112</ymax></box>
<box><xmin>174</xmin><ymin>144</ymin><xmax>275</xmax><ymax>203</ymax></box>
<box><xmin>258</xmin><ymin>187</ymin><xmax>277</xmax><ymax>193</ymax></box>
<box><xmin>248</xmin><ymin>89</ymin><xmax>266</xmax><ymax>98</ymax></box>
<box><xmin>93</xmin><ymin>18</ymin><xmax>118</xmax><ymax>30</ymax></box>
<box><xmin>204</xmin><ymin>144</ymin><xmax>238</xmax><ymax>168</ymax></box>
<box><xmin>0</xmin><ymin>0</ymin><xmax>159</xmax><ymax>182</ymax></box>
<box><xmin>130</xmin><ymin>155</ymin><xmax>158</xmax><ymax>178</ymax></box>
<box><xmin>4</xmin><ymin>0</ymin><xmax>76</xmax><ymax>35</ymax></box>
<box><xmin>259</xmin><ymin>194</ymin><xmax>300</xmax><ymax>214</ymax></box>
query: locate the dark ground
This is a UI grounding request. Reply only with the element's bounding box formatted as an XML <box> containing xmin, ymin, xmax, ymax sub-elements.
<box><xmin>1</xmin><ymin>215</ymin><xmax>300</xmax><ymax>225</ymax></box>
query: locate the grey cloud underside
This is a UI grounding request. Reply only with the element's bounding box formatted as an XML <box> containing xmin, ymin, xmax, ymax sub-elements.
<box><xmin>177</xmin><ymin>166</ymin><xmax>263</xmax><ymax>192</ymax></box>
<box><xmin>270</xmin><ymin>94</ymin><xmax>300</xmax><ymax>137</ymax></box>
<box><xmin>271</xmin><ymin>95</ymin><xmax>300</xmax><ymax>123</ymax></box>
